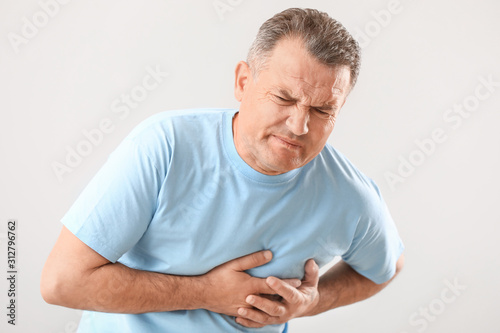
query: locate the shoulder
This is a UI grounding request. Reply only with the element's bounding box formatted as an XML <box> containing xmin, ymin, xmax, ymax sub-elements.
<box><xmin>127</xmin><ymin>108</ymin><xmax>234</xmax><ymax>139</ymax></box>
<box><xmin>317</xmin><ymin>143</ymin><xmax>385</xmax><ymax>211</ymax></box>
<box><xmin>318</xmin><ymin>145</ymin><xmax>398</xmax><ymax>248</ymax></box>
<box><xmin>115</xmin><ymin>108</ymin><xmax>235</xmax><ymax>174</ymax></box>
<box><xmin>122</xmin><ymin>108</ymin><xmax>235</xmax><ymax>148</ymax></box>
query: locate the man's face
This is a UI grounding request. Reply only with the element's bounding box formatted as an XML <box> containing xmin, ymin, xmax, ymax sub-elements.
<box><xmin>233</xmin><ymin>37</ymin><xmax>352</xmax><ymax>175</ymax></box>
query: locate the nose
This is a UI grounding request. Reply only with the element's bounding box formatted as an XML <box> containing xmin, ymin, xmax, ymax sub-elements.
<box><xmin>285</xmin><ymin>105</ymin><xmax>309</xmax><ymax>136</ymax></box>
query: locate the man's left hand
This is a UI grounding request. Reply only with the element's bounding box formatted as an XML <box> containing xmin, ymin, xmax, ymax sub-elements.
<box><xmin>235</xmin><ymin>259</ymin><xmax>320</xmax><ymax>328</ymax></box>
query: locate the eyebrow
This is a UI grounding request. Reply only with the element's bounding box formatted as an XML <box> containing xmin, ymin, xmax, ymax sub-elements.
<box><xmin>277</xmin><ymin>89</ymin><xmax>336</xmax><ymax>111</ymax></box>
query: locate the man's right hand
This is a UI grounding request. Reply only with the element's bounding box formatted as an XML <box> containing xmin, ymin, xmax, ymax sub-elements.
<box><xmin>200</xmin><ymin>250</ymin><xmax>301</xmax><ymax>317</ymax></box>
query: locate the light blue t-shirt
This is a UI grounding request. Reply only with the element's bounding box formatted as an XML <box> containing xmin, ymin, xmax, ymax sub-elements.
<box><xmin>62</xmin><ymin>109</ymin><xmax>404</xmax><ymax>333</ymax></box>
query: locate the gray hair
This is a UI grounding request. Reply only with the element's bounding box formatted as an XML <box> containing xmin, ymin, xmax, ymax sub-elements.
<box><xmin>247</xmin><ymin>8</ymin><xmax>361</xmax><ymax>88</ymax></box>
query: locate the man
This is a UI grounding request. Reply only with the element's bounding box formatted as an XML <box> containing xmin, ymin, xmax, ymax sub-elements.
<box><xmin>41</xmin><ymin>8</ymin><xmax>404</xmax><ymax>333</ymax></box>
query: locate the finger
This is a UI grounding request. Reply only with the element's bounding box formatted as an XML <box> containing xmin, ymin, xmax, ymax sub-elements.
<box><xmin>302</xmin><ymin>259</ymin><xmax>319</xmax><ymax>287</ymax></box>
<box><xmin>282</xmin><ymin>278</ymin><xmax>301</xmax><ymax>288</ymax></box>
<box><xmin>237</xmin><ymin>306</ymin><xmax>279</xmax><ymax>325</ymax></box>
<box><xmin>235</xmin><ymin>316</ymin><xmax>267</xmax><ymax>328</ymax></box>
<box><xmin>266</xmin><ymin>276</ymin><xmax>301</xmax><ymax>304</ymax></box>
<box><xmin>251</xmin><ymin>276</ymin><xmax>280</xmax><ymax>295</ymax></box>
<box><xmin>228</xmin><ymin>250</ymin><xmax>272</xmax><ymax>272</ymax></box>
<box><xmin>259</xmin><ymin>294</ymin><xmax>283</xmax><ymax>302</ymax></box>
<box><xmin>245</xmin><ymin>294</ymin><xmax>286</xmax><ymax>317</ymax></box>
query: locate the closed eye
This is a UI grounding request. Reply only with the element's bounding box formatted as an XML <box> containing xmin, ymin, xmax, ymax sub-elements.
<box><xmin>273</xmin><ymin>95</ymin><xmax>295</xmax><ymax>105</ymax></box>
<box><xmin>312</xmin><ymin>107</ymin><xmax>338</xmax><ymax>119</ymax></box>
<box><xmin>313</xmin><ymin>108</ymin><xmax>329</xmax><ymax>114</ymax></box>
<box><xmin>276</xmin><ymin>95</ymin><xmax>290</xmax><ymax>102</ymax></box>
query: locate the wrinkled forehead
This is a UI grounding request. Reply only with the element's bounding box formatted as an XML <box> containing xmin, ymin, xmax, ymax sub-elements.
<box><xmin>264</xmin><ymin>40</ymin><xmax>351</xmax><ymax>104</ymax></box>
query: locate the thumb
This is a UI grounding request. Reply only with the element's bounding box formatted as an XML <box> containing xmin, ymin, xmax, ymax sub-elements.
<box><xmin>228</xmin><ymin>250</ymin><xmax>273</xmax><ymax>272</ymax></box>
<box><xmin>302</xmin><ymin>259</ymin><xmax>319</xmax><ymax>287</ymax></box>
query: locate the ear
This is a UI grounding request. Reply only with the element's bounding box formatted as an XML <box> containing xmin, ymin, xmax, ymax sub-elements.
<box><xmin>234</xmin><ymin>61</ymin><xmax>251</xmax><ymax>102</ymax></box>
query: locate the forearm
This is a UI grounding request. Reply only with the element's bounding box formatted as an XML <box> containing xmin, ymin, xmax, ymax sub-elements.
<box><xmin>42</xmin><ymin>236</ymin><xmax>279</xmax><ymax>317</ymax></box>
<box><xmin>304</xmin><ymin>260</ymin><xmax>393</xmax><ymax>316</ymax></box>
<box><xmin>46</xmin><ymin>262</ymin><xmax>206</xmax><ymax>314</ymax></box>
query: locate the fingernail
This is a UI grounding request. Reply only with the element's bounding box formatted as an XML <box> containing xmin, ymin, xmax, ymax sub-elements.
<box><xmin>267</xmin><ymin>276</ymin><xmax>277</xmax><ymax>286</ymax></box>
<box><xmin>264</xmin><ymin>251</ymin><xmax>272</xmax><ymax>260</ymax></box>
<box><xmin>238</xmin><ymin>308</ymin><xmax>247</xmax><ymax>316</ymax></box>
<box><xmin>246</xmin><ymin>295</ymin><xmax>255</xmax><ymax>304</ymax></box>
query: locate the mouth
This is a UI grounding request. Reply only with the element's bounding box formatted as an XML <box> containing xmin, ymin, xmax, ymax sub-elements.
<box><xmin>272</xmin><ymin>135</ymin><xmax>302</xmax><ymax>149</ymax></box>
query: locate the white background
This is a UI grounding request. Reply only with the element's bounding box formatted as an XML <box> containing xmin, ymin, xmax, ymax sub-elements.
<box><xmin>1</xmin><ymin>0</ymin><xmax>499</xmax><ymax>332</ymax></box>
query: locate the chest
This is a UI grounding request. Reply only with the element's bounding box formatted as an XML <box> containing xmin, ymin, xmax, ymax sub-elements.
<box><xmin>121</xmin><ymin>161</ymin><xmax>358</xmax><ymax>279</ymax></box>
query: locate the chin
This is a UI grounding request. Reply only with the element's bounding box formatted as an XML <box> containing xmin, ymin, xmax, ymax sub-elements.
<box><xmin>267</xmin><ymin>158</ymin><xmax>304</xmax><ymax>174</ymax></box>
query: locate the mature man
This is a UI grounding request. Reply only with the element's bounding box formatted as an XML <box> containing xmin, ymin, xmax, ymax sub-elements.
<box><xmin>41</xmin><ymin>8</ymin><xmax>404</xmax><ymax>333</ymax></box>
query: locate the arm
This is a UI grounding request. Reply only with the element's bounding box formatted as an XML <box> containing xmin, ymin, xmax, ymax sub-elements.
<box><xmin>235</xmin><ymin>253</ymin><xmax>404</xmax><ymax>327</ymax></box>
<box><xmin>40</xmin><ymin>226</ymin><xmax>298</xmax><ymax>316</ymax></box>
<box><xmin>307</xmin><ymin>253</ymin><xmax>405</xmax><ymax>316</ymax></box>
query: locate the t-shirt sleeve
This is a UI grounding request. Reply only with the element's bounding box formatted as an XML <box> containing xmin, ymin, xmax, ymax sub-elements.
<box><xmin>341</xmin><ymin>185</ymin><xmax>404</xmax><ymax>284</ymax></box>
<box><xmin>61</xmin><ymin>137</ymin><xmax>163</xmax><ymax>263</ymax></box>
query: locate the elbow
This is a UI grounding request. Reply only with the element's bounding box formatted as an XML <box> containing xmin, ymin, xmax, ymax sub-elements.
<box><xmin>40</xmin><ymin>267</ymin><xmax>60</xmax><ymax>305</ymax></box>
<box><xmin>395</xmin><ymin>253</ymin><xmax>405</xmax><ymax>276</ymax></box>
<box><xmin>41</xmin><ymin>263</ymin><xmax>91</xmax><ymax>309</ymax></box>
<box><xmin>40</xmin><ymin>263</ymin><xmax>70</xmax><ymax>306</ymax></box>
<box><xmin>379</xmin><ymin>253</ymin><xmax>404</xmax><ymax>285</ymax></box>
